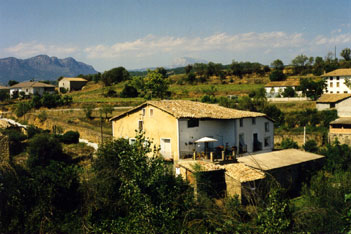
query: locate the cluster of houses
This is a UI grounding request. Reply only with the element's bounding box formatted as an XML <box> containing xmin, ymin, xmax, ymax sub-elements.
<box><xmin>0</xmin><ymin>77</ymin><xmax>88</xmax><ymax>97</ymax></box>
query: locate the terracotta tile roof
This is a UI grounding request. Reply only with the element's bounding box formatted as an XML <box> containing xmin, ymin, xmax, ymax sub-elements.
<box><xmin>237</xmin><ymin>149</ymin><xmax>324</xmax><ymax>171</ymax></box>
<box><xmin>321</xmin><ymin>69</ymin><xmax>351</xmax><ymax>77</ymax></box>
<box><xmin>330</xmin><ymin>117</ymin><xmax>351</xmax><ymax>125</ymax></box>
<box><xmin>0</xmin><ymin>85</ymin><xmax>9</xmax><ymax>90</ymax></box>
<box><xmin>264</xmin><ymin>79</ymin><xmax>300</xmax><ymax>87</ymax></box>
<box><xmin>60</xmin><ymin>77</ymin><xmax>87</xmax><ymax>82</ymax></box>
<box><xmin>110</xmin><ymin>100</ymin><xmax>267</xmax><ymax>121</ymax></box>
<box><xmin>10</xmin><ymin>81</ymin><xmax>55</xmax><ymax>88</ymax></box>
<box><xmin>316</xmin><ymin>94</ymin><xmax>351</xmax><ymax>103</ymax></box>
<box><xmin>178</xmin><ymin>160</ymin><xmax>265</xmax><ymax>183</ymax></box>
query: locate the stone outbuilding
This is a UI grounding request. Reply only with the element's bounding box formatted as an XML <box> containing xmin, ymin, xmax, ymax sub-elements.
<box><xmin>329</xmin><ymin>117</ymin><xmax>351</xmax><ymax>144</ymax></box>
<box><xmin>58</xmin><ymin>77</ymin><xmax>88</xmax><ymax>92</ymax></box>
<box><xmin>316</xmin><ymin>93</ymin><xmax>351</xmax><ymax>117</ymax></box>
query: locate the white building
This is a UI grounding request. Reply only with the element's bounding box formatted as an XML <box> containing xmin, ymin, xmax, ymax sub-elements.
<box><xmin>264</xmin><ymin>79</ymin><xmax>301</xmax><ymax>97</ymax></box>
<box><xmin>10</xmin><ymin>81</ymin><xmax>55</xmax><ymax>97</ymax></box>
<box><xmin>58</xmin><ymin>77</ymin><xmax>87</xmax><ymax>92</ymax></box>
<box><xmin>321</xmin><ymin>68</ymin><xmax>351</xmax><ymax>94</ymax></box>
<box><xmin>110</xmin><ymin>100</ymin><xmax>274</xmax><ymax>161</ymax></box>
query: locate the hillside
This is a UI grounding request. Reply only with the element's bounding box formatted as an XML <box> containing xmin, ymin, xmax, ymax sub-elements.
<box><xmin>0</xmin><ymin>55</ymin><xmax>98</xmax><ymax>84</ymax></box>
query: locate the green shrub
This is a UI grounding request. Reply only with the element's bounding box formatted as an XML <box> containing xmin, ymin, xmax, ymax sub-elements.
<box><xmin>61</xmin><ymin>131</ymin><xmax>80</xmax><ymax>144</ymax></box>
<box><xmin>280</xmin><ymin>138</ymin><xmax>298</xmax><ymax>149</ymax></box>
<box><xmin>303</xmin><ymin>139</ymin><xmax>318</xmax><ymax>153</ymax></box>
<box><xmin>120</xmin><ymin>84</ymin><xmax>138</xmax><ymax>98</ymax></box>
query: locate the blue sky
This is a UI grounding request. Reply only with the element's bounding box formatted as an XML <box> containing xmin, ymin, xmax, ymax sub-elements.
<box><xmin>1</xmin><ymin>0</ymin><xmax>350</xmax><ymax>72</ymax></box>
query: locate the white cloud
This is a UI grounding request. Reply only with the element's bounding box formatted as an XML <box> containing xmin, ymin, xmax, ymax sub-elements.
<box><xmin>4</xmin><ymin>42</ymin><xmax>78</xmax><ymax>58</ymax></box>
<box><xmin>84</xmin><ymin>32</ymin><xmax>306</xmax><ymax>59</ymax></box>
<box><xmin>314</xmin><ymin>33</ymin><xmax>351</xmax><ymax>45</ymax></box>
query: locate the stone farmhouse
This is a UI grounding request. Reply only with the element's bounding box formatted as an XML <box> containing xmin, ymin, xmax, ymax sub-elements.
<box><xmin>264</xmin><ymin>79</ymin><xmax>301</xmax><ymax>97</ymax></box>
<box><xmin>110</xmin><ymin>100</ymin><xmax>274</xmax><ymax>161</ymax></box>
<box><xmin>10</xmin><ymin>81</ymin><xmax>55</xmax><ymax>97</ymax></box>
<box><xmin>316</xmin><ymin>93</ymin><xmax>351</xmax><ymax>117</ymax></box>
<box><xmin>322</xmin><ymin>68</ymin><xmax>351</xmax><ymax>94</ymax></box>
<box><xmin>110</xmin><ymin>100</ymin><xmax>324</xmax><ymax>200</ymax></box>
<box><xmin>58</xmin><ymin>77</ymin><xmax>88</xmax><ymax>92</ymax></box>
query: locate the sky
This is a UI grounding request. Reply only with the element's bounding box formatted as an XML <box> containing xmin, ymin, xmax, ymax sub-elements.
<box><xmin>1</xmin><ymin>0</ymin><xmax>350</xmax><ymax>72</ymax></box>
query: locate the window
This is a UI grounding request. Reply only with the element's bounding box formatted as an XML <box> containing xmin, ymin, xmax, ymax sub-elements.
<box><xmin>129</xmin><ymin>138</ymin><xmax>136</xmax><ymax>145</ymax></box>
<box><xmin>265</xmin><ymin>122</ymin><xmax>269</xmax><ymax>132</ymax></box>
<box><xmin>337</xmin><ymin>91</ymin><xmax>340</xmax><ymax>93</ymax></box>
<box><xmin>330</xmin><ymin>82</ymin><xmax>333</xmax><ymax>88</ymax></box>
<box><xmin>149</xmin><ymin>108</ymin><xmax>154</xmax><ymax>117</ymax></box>
<box><xmin>142</xmin><ymin>108</ymin><xmax>145</xmax><ymax>116</ymax></box>
<box><xmin>187</xmin><ymin>119</ymin><xmax>199</xmax><ymax>128</ymax></box>
<box><xmin>330</xmin><ymin>77</ymin><xmax>333</xmax><ymax>80</ymax></box>
<box><xmin>337</xmin><ymin>76</ymin><xmax>340</xmax><ymax>80</ymax></box>
<box><xmin>252</xmin><ymin>118</ymin><xmax>256</xmax><ymax>125</ymax></box>
<box><xmin>345</xmin><ymin>91</ymin><xmax>348</xmax><ymax>93</ymax></box>
<box><xmin>337</xmin><ymin>82</ymin><xmax>340</xmax><ymax>87</ymax></box>
<box><xmin>138</xmin><ymin>120</ymin><xmax>143</xmax><ymax>130</ymax></box>
<box><xmin>330</xmin><ymin>91</ymin><xmax>334</xmax><ymax>94</ymax></box>
<box><xmin>264</xmin><ymin>137</ymin><xmax>271</xmax><ymax>147</ymax></box>
<box><xmin>240</xmin><ymin>119</ymin><xmax>243</xmax><ymax>127</ymax></box>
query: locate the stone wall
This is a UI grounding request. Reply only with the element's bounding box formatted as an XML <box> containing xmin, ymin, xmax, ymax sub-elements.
<box><xmin>329</xmin><ymin>132</ymin><xmax>351</xmax><ymax>145</ymax></box>
<box><xmin>0</xmin><ymin>133</ymin><xmax>10</xmax><ymax>163</ymax></box>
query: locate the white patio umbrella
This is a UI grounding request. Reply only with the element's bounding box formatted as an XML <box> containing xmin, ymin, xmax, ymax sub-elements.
<box><xmin>195</xmin><ymin>137</ymin><xmax>218</xmax><ymax>143</ymax></box>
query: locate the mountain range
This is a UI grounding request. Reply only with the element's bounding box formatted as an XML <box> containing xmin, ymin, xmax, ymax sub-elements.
<box><xmin>0</xmin><ymin>55</ymin><xmax>97</xmax><ymax>85</ymax></box>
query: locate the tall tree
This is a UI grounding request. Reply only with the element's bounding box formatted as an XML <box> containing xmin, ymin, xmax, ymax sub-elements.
<box><xmin>101</xmin><ymin>67</ymin><xmax>130</xmax><ymax>86</ymax></box>
<box><xmin>270</xmin><ymin>59</ymin><xmax>284</xmax><ymax>70</ymax></box>
<box><xmin>341</xmin><ymin>48</ymin><xmax>351</xmax><ymax>61</ymax></box>
<box><xmin>144</xmin><ymin>70</ymin><xmax>170</xmax><ymax>99</ymax></box>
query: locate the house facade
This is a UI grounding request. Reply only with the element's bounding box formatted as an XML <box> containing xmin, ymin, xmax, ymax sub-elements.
<box><xmin>58</xmin><ymin>77</ymin><xmax>87</xmax><ymax>92</ymax></box>
<box><xmin>265</xmin><ymin>79</ymin><xmax>301</xmax><ymax>97</ymax></box>
<box><xmin>321</xmin><ymin>68</ymin><xmax>351</xmax><ymax>94</ymax></box>
<box><xmin>316</xmin><ymin>94</ymin><xmax>351</xmax><ymax>117</ymax></box>
<box><xmin>329</xmin><ymin>117</ymin><xmax>351</xmax><ymax>144</ymax></box>
<box><xmin>10</xmin><ymin>81</ymin><xmax>55</xmax><ymax>97</ymax></box>
<box><xmin>110</xmin><ymin>100</ymin><xmax>274</xmax><ymax>161</ymax></box>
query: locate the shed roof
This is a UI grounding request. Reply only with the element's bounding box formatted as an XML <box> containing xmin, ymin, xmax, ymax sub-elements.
<box><xmin>178</xmin><ymin>160</ymin><xmax>265</xmax><ymax>183</ymax></box>
<box><xmin>60</xmin><ymin>77</ymin><xmax>87</xmax><ymax>82</ymax></box>
<box><xmin>0</xmin><ymin>85</ymin><xmax>9</xmax><ymax>90</ymax></box>
<box><xmin>110</xmin><ymin>100</ymin><xmax>267</xmax><ymax>121</ymax></box>
<box><xmin>330</xmin><ymin>117</ymin><xmax>351</xmax><ymax>125</ymax></box>
<box><xmin>321</xmin><ymin>69</ymin><xmax>351</xmax><ymax>77</ymax></box>
<box><xmin>316</xmin><ymin>93</ymin><xmax>351</xmax><ymax>103</ymax></box>
<box><xmin>10</xmin><ymin>81</ymin><xmax>55</xmax><ymax>88</ymax></box>
<box><xmin>265</xmin><ymin>80</ymin><xmax>300</xmax><ymax>87</ymax></box>
<box><xmin>237</xmin><ymin>149</ymin><xmax>324</xmax><ymax>171</ymax></box>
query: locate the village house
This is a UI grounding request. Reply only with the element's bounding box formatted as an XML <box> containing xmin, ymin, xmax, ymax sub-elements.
<box><xmin>9</xmin><ymin>81</ymin><xmax>55</xmax><ymax>97</ymax></box>
<box><xmin>110</xmin><ymin>100</ymin><xmax>275</xmax><ymax>161</ymax></box>
<box><xmin>264</xmin><ymin>79</ymin><xmax>301</xmax><ymax>97</ymax></box>
<box><xmin>321</xmin><ymin>68</ymin><xmax>351</xmax><ymax>94</ymax></box>
<box><xmin>316</xmin><ymin>93</ymin><xmax>351</xmax><ymax>117</ymax></box>
<box><xmin>58</xmin><ymin>77</ymin><xmax>88</xmax><ymax>92</ymax></box>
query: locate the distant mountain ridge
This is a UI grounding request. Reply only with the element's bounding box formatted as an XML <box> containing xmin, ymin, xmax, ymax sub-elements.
<box><xmin>0</xmin><ymin>55</ymin><xmax>97</xmax><ymax>84</ymax></box>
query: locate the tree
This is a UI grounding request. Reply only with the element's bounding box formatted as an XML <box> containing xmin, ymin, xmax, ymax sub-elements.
<box><xmin>61</xmin><ymin>131</ymin><xmax>80</xmax><ymax>144</ymax></box>
<box><xmin>0</xmin><ymin>90</ymin><xmax>9</xmax><ymax>101</ymax></box>
<box><xmin>8</xmin><ymin>80</ymin><xmax>18</xmax><ymax>86</ymax></box>
<box><xmin>292</xmin><ymin>54</ymin><xmax>309</xmax><ymax>74</ymax></box>
<box><xmin>155</xmin><ymin>67</ymin><xmax>168</xmax><ymax>78</ymax></box>
<box><xmin>269</xmin><ymin>70</ymin><xmax>286</xmax><ymax>81</ymax></box>
<box><xmin>143</xmin><ymin>70</ymin><xmax>170</xmax><ymax>99</ymax></box>
<box><xmin>271</xmin><ymin>59</ymin><xmax>284</xmax><ymax>70</ymax></box>
<box><xmin>298</xmin><ymin>78</ymin><xmax>326</xmax><ymax>100</ymax></box>
<box><xmin>280</xmin><ymin>138</ymin><xmax>298</xmax><ymax>149</ymax></box>
<box><xmin>185</xmin><ymin>64</ymin><xmax>193</xmax><ymax>74</ymax></box>
<box><xmin>83</xmin><ymin>104</ymin><xmax>95</xmax><ymax>119</ymax></box>
<box><xmin>231</xmin><ymin>60</ymin><xmax>243</xmax><ymax>78</ymax></box>
<box><xmin>15</xmin><ymin>101</ymin><xmax>31</xmax><ymax>118</ymax></box>
<box><xmin>282</xmin><ymin>87</ymin><xmax>296</xmax><ymax>97</ymax></box>
<box><xmin>101</xmin><ymin>67</ymin><xmax>130</xmax><ymax>86</ymax></box>
<box><xmin>303</xmin><ymin>139</ymin><xmax>318</xmax><ymax>153</ymax></box>
<box><xmin>100</xmin><ymin>104</ymin><xmax>114</xmax><ymax>119</ymax></box>
<box><xmin>120</xmin><ymin>84</ymin><xmax>138</xmax><ymax>98</ymax></box>
<box><xmin>341</xmin><ymin>48</ymin><xmax>351</xmax><ymax>61</ymax></box>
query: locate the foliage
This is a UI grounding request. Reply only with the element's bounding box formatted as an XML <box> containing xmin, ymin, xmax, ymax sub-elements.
<box><xmin>270</xmin><ymin>59</ymin><xmax>284</xmax><ymax>70</ymax></box>
<box><xmin>15</xmin><ymin>101</ymin><xmax>31</xmax><ymax>117</ymax></box>
<box><xmin>31</xmin><ymin>93</ymin><xmax>72</xmax><ymax>109</ymax></box>
<box><xmin>104</xmin><ymin>88</ymin><xmax>118</xmax><ymax>97</ymax></box>
<box><xmin>298</xmin><ymin>78</ymin><xmax>326</xmax><ymax>100</ymax></box>
<box><xmin>280</xmin><ymin>138</ymin><xmax>298</xmax><ymax>149</ymax></box>
<box><xmin>100</xmin><ymin>104</ymin><xmax>114</xmax><ymax>119</ymax></box>
<box><xmin>143</xmin><ymin>70</ymin><xmax>170</xmax><ymax>99</ymax></box>
<box><xmin>89</xmin><ymin>134</ymin><xmax>194</xmax><ymax>233</ymax></box>
<box><xmin>257</xmin><ymin>187</ymin><xmax>292</xmax><ymax>234</ymax></box>
<box><xmin>291</xmin><ymin>54</ymin><xmax>309</xmax><ymax>74</ymax></box>
<box><xmin>26</xmin><ymin>125</ymin><xmax>44</xmax><ymax>139</ymax></box>
<box><xmin>269</xmin><ymin>70</ymin><xmax>286</xmax><ymax>81</ymax></box>
<box><xmin>59</xmin><ymin>87</ymin><xmax>68</xmax><ymax>93</ymax></box>
<box><xmin>61</xmin><ymin>131</ymin><xmax>80</xmax><ymax>144</ymax></box>
<box><xmin>319</xmin><ymin>141</ymin><xmax>351</xmax><ymax>173</ymax></box>
<box><xmin>0</xmin><ymin>128</ymin><xmax>26</xmax><ymax>155</ymax></box>
<box><xmin>120</xmin><ymin>84</ymin><xmax>138</xmax><ymax>98</ymax></box>
<box><xmin>303</xmin><ymin>139</ymin><xmax>318</xmax><ymax>153</ymax></box>
<box><xmin>201</xmin><ymin>94</ymin><xmax>217</xmax><ymax>103</ymax></box>
<box><xmin>8</xmin><ymin>80</ymin><xmax>18</xmax><ymax>86</ymax></box>
<box><xmin>319</xmin><ymin>109</ymin><xmax>338</xmax><ymax>128</ymax></box>
<box><xmin>341</xmin><ymin>48</ymin><xmax>351</xmax><ymax>61</ymax></box>
<box><xmin>83</xmin><ymin>103</ymin><xmax>95</xmax><ymax>119</ymax></box>
<box><xmin>37</xmin><ymin>110</ymin><xmax>47</xmax><ymax>122</ymax></box>
<box><xmin>0</xmin><ymin>90</ymin><xmax>9</xmax><ymax>101</ymax></box>
<box><xmin>101</xmin><ymin>66</ymin><xmax>130</xmax><ymax>86</ymax></box>
<box><xmin>282</xmin><ymin>87</ymin><xmax>296</xmax><ymax>97</ymax></box>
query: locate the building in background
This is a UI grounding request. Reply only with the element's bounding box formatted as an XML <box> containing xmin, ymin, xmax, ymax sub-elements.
<box><xmin>321</xmin><ymin>68</ymin><xmax>351</xmax><ymax>94</ymax></box>
<box><xmin>9</xmin><ymin>81</ymin><xmax>55</xmax><ymax>97</ymax></box>
<box><xmin>58</xmin><ymin>77</ymin><xmax>88</xmax><ymax>92</ymax></box>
